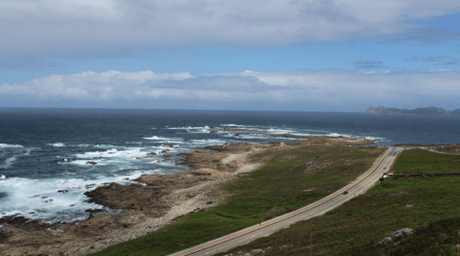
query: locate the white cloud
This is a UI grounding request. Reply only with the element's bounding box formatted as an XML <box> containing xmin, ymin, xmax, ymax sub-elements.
<box><xmin>2</xmin><ymin>0</ymin><xmax>460</xmax><ymax>58</ymax></box>
<box><xmin>2</xmin><ymin>69</ymin><xmax>460</xmax><ymax>111</ymax></box>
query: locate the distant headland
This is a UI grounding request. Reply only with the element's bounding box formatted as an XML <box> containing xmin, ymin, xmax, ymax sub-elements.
<box><xmin>366</xmin><ymin>106</ymin><xmax>460</xmax><ymax>115</ymax></box>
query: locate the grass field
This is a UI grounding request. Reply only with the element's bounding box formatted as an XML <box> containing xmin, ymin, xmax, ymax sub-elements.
<box><xmin>92</xmin><ymin>139</ymin><xmax>384</xmax><ymax>256</ymax></box>
<box><xmin>216</xmin><ymin>148</ymin><xmax>460</xmax><ymax>256</ymax></box>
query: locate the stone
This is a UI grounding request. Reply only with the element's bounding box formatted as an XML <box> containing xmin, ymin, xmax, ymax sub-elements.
<box><xmin>404</xmin><ymin>204</ymin><xmax>414</xmax><ymax>208</ymax></box>
<box><xmin>86</xmin><ymin>161</ymin><xmax>98</xmax><ymax>165</ymax></box>
<box><xmin>378</xmin><ymin>228</ymin><xmax>413</xmax><ymax>246</ymax></box>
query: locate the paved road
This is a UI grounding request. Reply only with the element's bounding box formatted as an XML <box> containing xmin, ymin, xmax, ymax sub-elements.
<box><xmin>170</xmin><ymin>147</ymin><xmax>402</xmax><ymax>256</ymax></box>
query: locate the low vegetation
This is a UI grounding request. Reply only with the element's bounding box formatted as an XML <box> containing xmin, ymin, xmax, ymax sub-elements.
<box><xmin>217</xmin><ymin>148</ymin><xmax>460</xmax><ymax>255</ymax></box>
<box><xmin>92</xmin><ymin>138</ymin><xmax>384</xmax><ymax>256</ymax></box>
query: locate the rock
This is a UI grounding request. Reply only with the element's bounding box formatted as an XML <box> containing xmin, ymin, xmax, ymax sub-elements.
<box><xmin>404</xmin><ymin>204</ymin><xmax>414</xmax><ymax>208</ymax></box>
<box><xmin>58</xmin><ymin>189</ymin><xmax>69</xmax><ymax>193</ymax></box>
<box><xmin>378</xmin><ymin>228</ymin><xmax>413</xmax><ymax>246</ymax></box>
<box><xmin>86</xmin><ymin>183</ymin><xmax>96</xmax><ymax>188</ymax></box>
<box><xmin>455</xmin><ymin>244</ymin><xmax>460</xmax><ymax>250</ymax></box>
<box><xmin>86</xmin><ymin>161</ymin><xmax>98</xmax><ymax>165</ymax></box>
<box><xmin>85</xmin><ymin>209</ymin><xmax>105</xmax><ymax>214</ymax></box>
<box><xmin>251</xmin><ymin>249</ymin><xmax>263</xmax><ymax>253</ymax></box>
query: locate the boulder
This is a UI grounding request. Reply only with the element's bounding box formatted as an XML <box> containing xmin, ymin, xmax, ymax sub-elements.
<box><xmin>378</xmin><ymin>228</ymin><xmax>413</xmax><ymax>246</ymax></box>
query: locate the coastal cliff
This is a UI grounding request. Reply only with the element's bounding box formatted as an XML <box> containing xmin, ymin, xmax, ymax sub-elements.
<box><xmin>366</xmin><ymin>106</ymin><xmax>460</xmax><ymax>115</ymax></box>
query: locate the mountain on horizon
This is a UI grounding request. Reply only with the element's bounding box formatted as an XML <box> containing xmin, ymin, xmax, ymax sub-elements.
<box><xmin>366</xmin><ymin>106</ymin><xmax>460</xmax><ymax>115</ymax></box>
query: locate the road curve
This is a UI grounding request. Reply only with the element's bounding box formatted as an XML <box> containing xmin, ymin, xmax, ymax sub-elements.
<box><xmin>170</xmin><ymin>147</ymin><xmax>403</xmax><ymax>256</ymax></box>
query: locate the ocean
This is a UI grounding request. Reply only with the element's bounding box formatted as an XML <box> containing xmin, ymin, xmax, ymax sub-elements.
<box><xmin>1</xmin><ymin>108</ymin><xmax>459</xmax><ymax>223</ymax></box>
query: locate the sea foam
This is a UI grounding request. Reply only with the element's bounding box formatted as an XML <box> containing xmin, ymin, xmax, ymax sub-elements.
<box><xmin>0</xmin><ymin>143</ymin><xmax>24</xmax><ymax>148</ymax></box>
<box><xmin>0</xmin><ymin>169</ymin><xmax>164</xmax><ymax>223</ymax></box>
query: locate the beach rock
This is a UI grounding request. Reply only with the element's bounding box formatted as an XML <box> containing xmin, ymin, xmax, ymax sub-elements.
<box><xmin>58</xmin><ymin>189</ymin><xmax>69</xmax><ymax>193</ymax></box>
<box><xmin>378</xmin><ymin>228</ymin><xmax>413</xmax><ymax>246</ymax></box>
<box><xmin>86</xmin><ymin>161</ymin><xmax>98</xmax><ymax>165</ymax></box>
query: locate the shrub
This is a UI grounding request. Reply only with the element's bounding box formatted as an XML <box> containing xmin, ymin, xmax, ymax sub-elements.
<box><xmin>265</xmin><ymin>205</ymin><xmax>292</xmax><ymax>220</ymax></box>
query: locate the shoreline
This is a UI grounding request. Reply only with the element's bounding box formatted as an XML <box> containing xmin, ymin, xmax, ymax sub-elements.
<box><xmin>0</xmin><ymin>136</ymin><xmax>375</xmax><ymax>256</ymax></box>
<box><xmin>0</xmin><ymin>142</ymin><xmax>270</xmax><ymax>256</ymax></box>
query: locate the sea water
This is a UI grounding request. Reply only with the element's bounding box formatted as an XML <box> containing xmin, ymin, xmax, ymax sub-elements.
<box><xmin>1</xmin><ymin>108</ymin><xmax>459</xmax><ymax>223</ymax></box>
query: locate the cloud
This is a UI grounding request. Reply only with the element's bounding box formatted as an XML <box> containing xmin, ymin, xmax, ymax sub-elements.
<box><xmin>2</xmin><ymin>0</ymin><xmax>460</xmax><ymax>58</ymax></box>
<box><xmin>0</xmin><ymin>59</ymin><xmax>60</xmax><ymax>71</ymax></box>
<box><xmin>2</xmin><ymin>69</ymin><xmax>460</xmax><ymax>111</ymax></box>
<box><xmin>412</xmin><ymin>55</ymin><xmax>448</xmax><ymax>62</ymax></box>
<box><xmin>410</xmin><ymin>55</ymin><xmax>460</xmax><ymax>66</ymax></box>
<box><xmin>385</xmin><ymin>25</ymin><xmax>460</xmax><ymax>44</ymax></box>
<box><xmin>440</xmin><ymin>61</ymin><xmax>460</xmax><ymax>65</ymax></box>
<box><xmin>353</xmin><ymin>61</ymin><xmax>386</xmax><ymax>69</ymax></box>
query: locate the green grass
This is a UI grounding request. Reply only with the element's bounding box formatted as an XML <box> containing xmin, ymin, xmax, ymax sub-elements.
<box><xmin>216</xmin><ymin>149</ymin><xmax>460</xmax><ymax>256</ymax></box>
<box><xmin>92</xmin><ymin>139</ymin><xmax>384</xmax><ymax>256</ymax></box>
<box><xmin>391</xmin><ymin>148</ymin><xmax>460</xmax><ymax>175</ymax></box>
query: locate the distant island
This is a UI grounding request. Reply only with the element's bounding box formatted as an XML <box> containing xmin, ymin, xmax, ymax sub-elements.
<box><xmin>366</xmin><ymin>106</ymin><xmax>460</xmax><ymax>115</ymax></box>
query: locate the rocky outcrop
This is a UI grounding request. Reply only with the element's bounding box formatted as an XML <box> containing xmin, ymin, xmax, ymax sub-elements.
<box><xmin>378</xmin><ymin>228</ymin><xmax>414</xmax><ymax>246</ymax></box>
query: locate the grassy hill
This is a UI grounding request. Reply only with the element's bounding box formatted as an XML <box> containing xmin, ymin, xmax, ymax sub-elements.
<box><xmin>217</xmin><ymin>149</ymin><xmax>460</xmax><ymax>255</ymax></box>
<box><xmin>92</xmin><ymin>138</ymin><xmax>384</xmax><ymax>256</ymax></box>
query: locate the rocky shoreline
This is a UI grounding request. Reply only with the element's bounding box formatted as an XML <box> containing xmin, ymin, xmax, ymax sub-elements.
<box><xmin>0</xmin><ymin>135</ymin><xmax>375</xmax><ymax>256</ymax></box>
<box><xmin>0</xmin><ymin>142</ymin><xmax>268</xmax><ymax>256</ymax></box>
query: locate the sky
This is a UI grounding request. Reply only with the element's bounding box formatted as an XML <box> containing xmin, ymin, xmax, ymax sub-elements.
<box><xmin>1</xmin><ymin>0</ymin><xmax>460</xmax><ymax>112</ymax></box>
